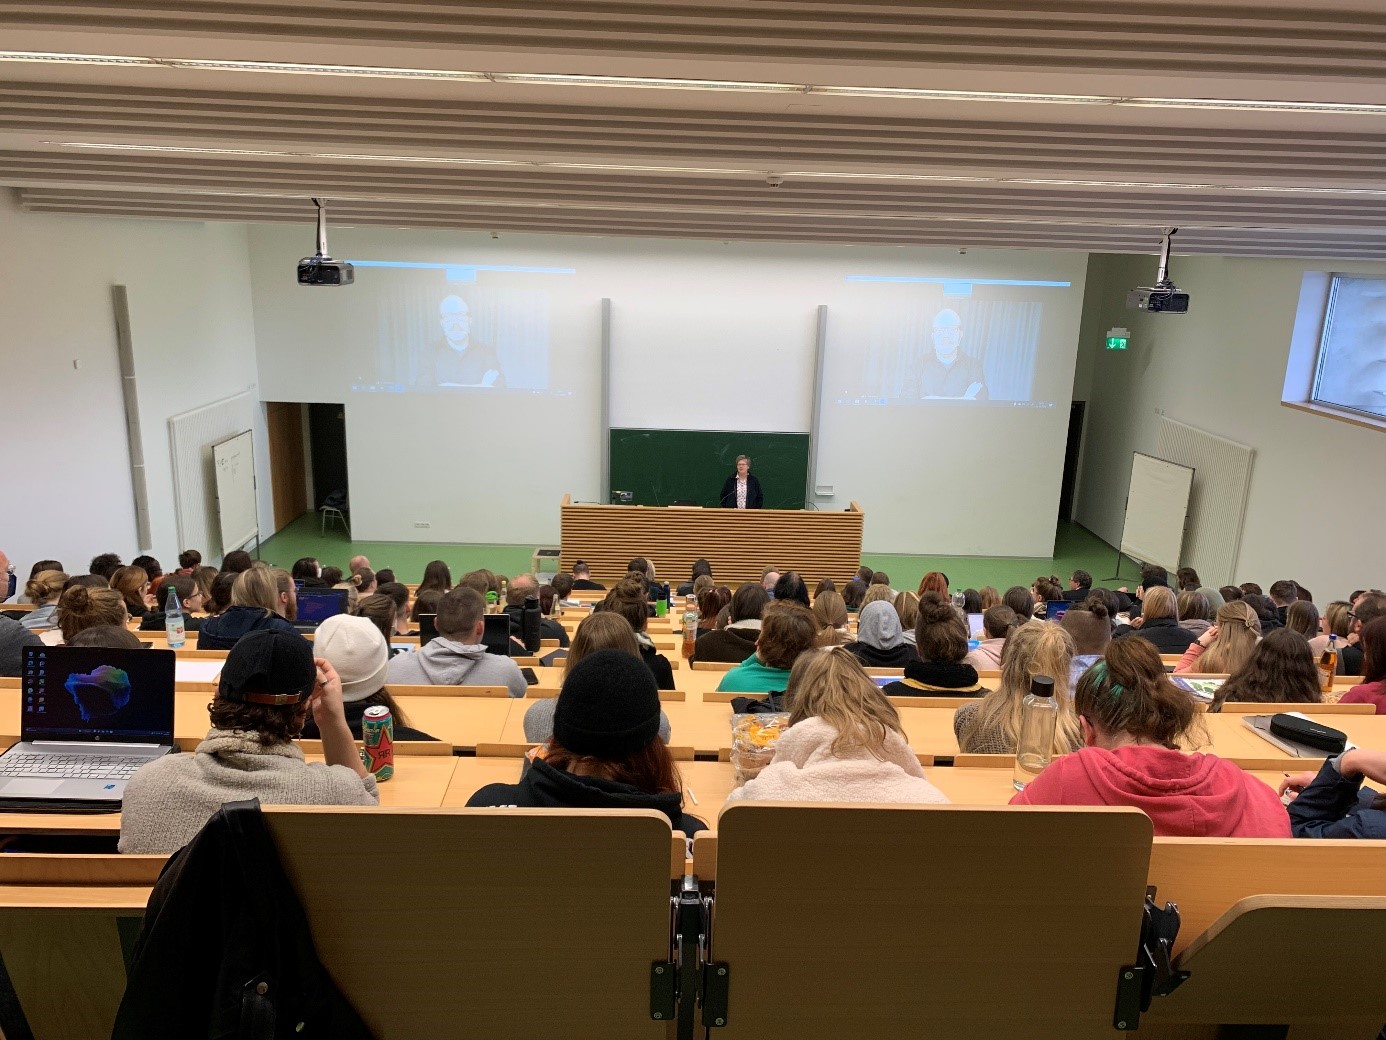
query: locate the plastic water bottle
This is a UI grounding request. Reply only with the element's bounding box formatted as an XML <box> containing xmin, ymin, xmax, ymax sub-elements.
<box><xmin>1012</xmin><ymin>675</ymin><xmax>1058</xmax><ymax>791</ymax></box>
<box><xmin>1319</xmin><ymin>634</ymin><xmax>1339</xmax><ymax>693</ymax></box>
<box><xmin>165</xmin><ymin>587</ymin><xmax>186</xmax><ymax>649</ymax></box>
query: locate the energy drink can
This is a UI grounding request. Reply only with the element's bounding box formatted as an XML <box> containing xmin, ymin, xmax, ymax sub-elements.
<box><xmin>361</xmin><ymin>704</ymin><xmax>394</xmax><ymax>781</ymax></box>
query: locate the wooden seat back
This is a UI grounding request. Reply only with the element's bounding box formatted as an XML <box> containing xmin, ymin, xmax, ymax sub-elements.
<box><xmin>704</xmin><ymin>803</ymin><xmax>1152</xmax><ymax>1039</ymax></box>
<box><xmin>384</xmin><ymin>684</ymin><xmax>511</xmax><ymax>698</ymax></box>
<box><xmin>1211</xmin><ymin>700</ymin><xmax>1373</xmax><ymax>714</ymax></box>
<box><xmin>0</xmin><ymin>856</ymin><xmax>161</xmax><ymax>1040</ymax></box>
<box><xmin>262</xmin><ymin>806</ymin><xmax>678</xmax><ymax>1039</ymax></box>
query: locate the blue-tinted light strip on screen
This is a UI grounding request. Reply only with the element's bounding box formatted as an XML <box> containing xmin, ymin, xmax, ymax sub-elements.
<box><xmin>348</xmin><ymin>260</ymin><xmax>577</xmax><ymax>283</ymax></box>
<box><xmin>844</xmin><ymin>275</ymin><xmax>1072</xmax><ymax>298</ymax></box>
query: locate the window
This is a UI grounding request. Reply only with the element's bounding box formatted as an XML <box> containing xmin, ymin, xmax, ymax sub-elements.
<box><xmin>1312</xmin><ymin>275</ymin><xmax>1386</xmax><ymax>420</ymax></box>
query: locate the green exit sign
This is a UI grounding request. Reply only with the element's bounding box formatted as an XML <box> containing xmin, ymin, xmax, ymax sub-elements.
<box><xmin>1106</xmin><ymin>335</ymin><xmax>1129</xmax><ymax>351</ymax></box>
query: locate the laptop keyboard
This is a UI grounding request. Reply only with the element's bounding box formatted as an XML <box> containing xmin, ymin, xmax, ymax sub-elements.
<box><xmin>0</xmin><ymin>754</ymin><xmax>145</xmax><ymax>780</ymax></box>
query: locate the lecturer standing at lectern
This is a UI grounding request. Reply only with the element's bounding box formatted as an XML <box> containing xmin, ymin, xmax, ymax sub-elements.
<box><xmin>720</xmin><ymin>455</ymin><xmax>764</xmax><ymax>509</ymax></box>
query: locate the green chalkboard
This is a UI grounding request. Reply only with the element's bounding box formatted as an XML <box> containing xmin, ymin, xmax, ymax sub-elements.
<box><xmin>609</xmin><ymin>429</ymin><xmax>810</xmax><ymax>510</ymax></box>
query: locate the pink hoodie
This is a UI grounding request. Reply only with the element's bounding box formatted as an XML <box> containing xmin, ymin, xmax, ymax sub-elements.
<box><xmin>1010</xmin><ymin>744</ymin><xmax>1290</xmax><ymax>837</ymax></box>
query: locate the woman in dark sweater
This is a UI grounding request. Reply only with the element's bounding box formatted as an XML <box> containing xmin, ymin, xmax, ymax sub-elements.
<box><xmin>884</xmin><ymin>593</ymin><xmax>986</xmax><ymax>697</ymax></box>
<box><xmin>1112</xmin><ymin>587</ymin><xmax>1197</xmax><ymax>655</ymax></box>
<box><xmin>468</xmin><ymin>650</ymin><xmax>705</xmax><ymax>833</ymax></box>
<box><xmin>693</xmin><ymin>583</ymin><xmax>768</xmax><ymax>664</ymax></box>
<box><xmin>599</xmin><ymin>579</ymin><xmax>675</xmax><ymax>690</ymax></box>
<box><xmin>844</xmin><ymin>602</ymin><xmax>919</xmax><ymax>669</ymax></box>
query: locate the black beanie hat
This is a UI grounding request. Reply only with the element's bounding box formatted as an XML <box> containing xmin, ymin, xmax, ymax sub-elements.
<box><xmin>553</xmin><ymin>649</ymin><xmax>662</xmax><ymax>759</ymax></box>
<box><xmin>218</xmin><ymin>630</ymin><xmax>316</xmax><ymax>706</ymax></box>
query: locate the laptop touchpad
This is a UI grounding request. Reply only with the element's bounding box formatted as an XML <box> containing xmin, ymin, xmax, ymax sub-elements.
<box><xmin>2</xmin><ymin>779</ymin><xmax>65</xmax><ymax>796</ymax></box>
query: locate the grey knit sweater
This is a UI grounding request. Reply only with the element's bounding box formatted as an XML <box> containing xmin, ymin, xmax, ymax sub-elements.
<box><xmin>119</xmin><ymin>730</ymin><xmax>378</xmax><ymax>854</ymax></box>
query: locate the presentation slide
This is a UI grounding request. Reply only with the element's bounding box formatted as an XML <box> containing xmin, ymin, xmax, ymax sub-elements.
<box><xmin>347</xmin><ymin>261</ymin><xmax>578</xmax><ymax>395</ymax></box>
<box><xmin>830</xmin><ymin>276</ymin><xmax>1073</xmax><ymax>408</ymax></box>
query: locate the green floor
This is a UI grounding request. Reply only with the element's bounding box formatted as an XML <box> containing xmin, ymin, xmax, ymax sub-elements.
<box><xmin>259</xmin><ymin>513</ymin><xmax>1128</xmax><ymax>594</ymax></box>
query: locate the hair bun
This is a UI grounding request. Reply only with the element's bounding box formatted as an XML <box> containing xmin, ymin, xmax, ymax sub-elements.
<box><xmin>1086</xmin><ymin>601</ymin><xmax>1111</xmax><ymax>621</ymax></box>
<box><xmin>916</xmin><ymin>595</ymin><xmax>959</xmax><ymax>627</ymax></box>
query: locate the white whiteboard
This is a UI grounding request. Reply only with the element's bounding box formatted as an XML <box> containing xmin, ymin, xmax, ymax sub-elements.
<box><xmin>212</xmin><ymin>430</ymin><xmax>258</xmax><ymax>553</ymax></box>
<box><xmin>1119</xmin><ymin>453</ymin><xmax>1195</xmax><ymax>570</ymax></box>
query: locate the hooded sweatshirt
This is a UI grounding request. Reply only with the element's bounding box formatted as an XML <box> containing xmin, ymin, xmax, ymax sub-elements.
<box><xmin>385</xmin><ymin>637</ymin><xmax>528</xmax><ymax>697</ymax></box>
<box><xmin>692</xmin><ymin>621</ymin><xmax>761</xmax><ymax>664</ymax></box>
<box><xmin>1010</xmin><ymin>744</ymin><xmax>1290</xmax><ymax>837</ymax></box>
<box><xmin>844</xmin><ymin>603</ymin><xmax>919</xmax><ymax>669</ymax></box>
<box><xmin>728</xmin><ymin>717</ymin><xmax>949</xmax><ymax>804</ymax></box>
<box><xmin>1339</xmin><ymin>679</ymin><xmax>1386</xmax><ymax>714</ymax></box>
<box><xmin>196</xmin><ymin>606</ymin><xmax>298</xmax><ymax>651</ymax></box>
<box><xmin>964</xmin><ymin>637</ymin><xmax>1005</xmax><ymax>673</ymax></box>
<box><xmin>466</xmin><ymin>757</ymin><xmax>707</xmax><ymax>834</ymax></box>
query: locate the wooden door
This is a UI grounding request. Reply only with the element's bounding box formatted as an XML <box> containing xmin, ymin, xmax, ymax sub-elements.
<box><xmin>266</xmin><ymin>402</ymin><xmax>307</xmax><ymax>532</ymax></box>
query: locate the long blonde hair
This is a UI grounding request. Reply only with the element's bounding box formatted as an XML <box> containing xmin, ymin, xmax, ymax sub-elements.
<box><xmin>786</xmin><ymin>647</ymin><xmax>905</xmax><ymax>761</ymax></box>
<box><xmin>961</xmin><ymin>621</ymin><xmax>1081</xmax><ymax>755</ymax></box>
<box><xmin>1199</xmin><ymin>601</ymin><xmax>1262</xmax><ymax>673</ymax></box>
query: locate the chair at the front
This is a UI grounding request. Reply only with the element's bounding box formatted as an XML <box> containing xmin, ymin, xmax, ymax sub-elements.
<box><xmin>702</xmin><ymin>802</ymin><xmax>1154</xmax><ymax>1040</ymax></box>
<box><xmin>263</xmin><ymin>806</ymin><xmax>683</xmax><ymax>1040</ymax></box>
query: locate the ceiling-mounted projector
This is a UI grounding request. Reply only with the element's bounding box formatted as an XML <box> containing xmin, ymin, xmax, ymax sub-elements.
<box><xmin>1127</xmin><ymin>227</ymin><xmax>1187</xmax><ymax>314</ymax></box>
<box><xmin>297</xmin><ymin>197</ymin><xmax>354</xmax><ymax>286</ymax></box>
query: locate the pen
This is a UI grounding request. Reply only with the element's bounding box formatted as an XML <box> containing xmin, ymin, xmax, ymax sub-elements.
<box><xmin>686</xmin><ymin>787</ymin><xmax>699</xmax><ymax>805</ymax></box>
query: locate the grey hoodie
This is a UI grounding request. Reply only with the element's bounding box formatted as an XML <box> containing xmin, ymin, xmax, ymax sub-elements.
<box><xmin>385</xmin><ymin>637</ymin><xmax>528</xmax><ymax>697</ymax></box>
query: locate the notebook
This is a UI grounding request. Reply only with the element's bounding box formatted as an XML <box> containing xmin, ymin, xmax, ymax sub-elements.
<box><xmin>0</xmin><ymin>645</ymin><xmax>176</xmax><ymax>805</ymax></box>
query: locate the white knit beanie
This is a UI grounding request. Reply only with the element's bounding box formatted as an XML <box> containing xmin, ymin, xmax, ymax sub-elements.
<box><xmin>314</xmin><ymin>614</ymin><xmax>389</xmax><ymax>702</ymax></box>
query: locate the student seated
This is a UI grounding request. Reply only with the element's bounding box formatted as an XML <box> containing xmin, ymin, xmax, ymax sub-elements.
<box><xmin>883</xmin><ymin>593</ymin><xmax>986</xmax><ymax>697</ymax></box>
<box><xmin>677</xmin><ymin>559</ymin><xmax>712</xmax><ymax>597</ymax></box>
<box><xmin>119</xmin><ymin>630</ymin><xmax>378</xmax><ymax>854</ymax></box>
<box><xmin>1176</xmin><ymin>590</ymin><xmax>1213</xmax><ymax>640</ymax></box>
<box><xmin>696</xmin><ymin>585</ymin><xmax>733</xmax><ymax>639</ymax></box>
<box><xmin>70</xmin><ymin>624</ymin><xmax>144</xmax><ymax>649</ymax></box>
<box><xmin>302</xmin><ymin>614</ymin><xmax>436</xmax><ymax>741</ymax></box>
<box><xmin>1003</xmin><ymin>585</ymin><xmax>1036</xmax><ymax>622</ymax></box>
<box><xmin>1339</xmin><ymin>617</ymin><xmax>1386</xmax><ymax>714</ymax></box>
<box><xmin>110</xmin><ymin>565</ymin><xmax>153</xmax><ymax>619</ymax></box>
<box><xmin>894</xmin><ymin>591</ymin><xmax>920</xmax><ymax>648</ymax></box>
<box><xmin>598</xmin><ymin>579</ymin><xmax>675</xmax><ymax>689</ymax></box>
<box><xmin>467</xmin><ymin>650</ymin><xmax>705</xmax><ymax>833</ymax></box>
<box><xmin>693</xmin><ymin>583</ymin><xmax>767</xmax><ymax>663</ymax></box>
<box><xmin>715</xmin><ymin>602</ymin><xmax>820</xmax><ymax>694</ymax></box>
<box><xmin>1060</xmin><ymin>603</ymin><xmax>1112</xmax><ymax>691</ymax></box>
<box><xmin>524</xmin><ymin>612</ymin><xmax>672</xmax><ymax>745</ymax></box>
<box><xmin>386</xmin><ymin>587</ymin><xmax>527</xmax><ymax>697</ymax></box>
<box><xmin>1281</xmin><ymin>748</ymin><xmax>1386</xmax><ymax>839</ymax></box>
<box><xmin>416</xmin><ymin>559</ymin><xmax>453</xmax><ymax>597</ymax></box>
<box><xmin>196</xmin><ymin>566</ymin><xmax>299</xmax><ymax>651</ymax></box>
<box><xmin>841</xmin><ymin>579</ymin><xmax>867</xmax><ymax>613</ymax></box>
<box><xmin>291</xmin><ymin>557</ymin><xmax>328</xmax><ymax>589</ymax></box>
<box><xmin>1113</xmin><ymin>586</ymin><xmax>1197</xmax><ymax>654</ymax></box>
<box><xmin>964</xmin><ymin>605</ymin><xmax>1017</xmax><ymax>672</ymax></box>
<box><xmin>19</xmin><ymin>569</ymin><xmax>67</xmax><ymax>630</ymax></box>
<box><xmin>1011</xmin><ymin>636</ymin><xmax>1291</xmax><ymax>837</ymax></box>
<box><xmin>56</xmin><ymin>583</ymin><xmax>128</xmax><ymax>645</ymax></box>
<box><xmin>811</xmin><ymin>590</ymin><xmax>850</xmax><ymax>646</ymax></box>
<box><xmin>0</xmin><ymin>615</ymin><xmax>42</xmax><ymax>676</ymax></box>
<box><xmin>955</xmin><ymin>622</ymin><xmax>1081</xmax><ymax>755</ymax></box>
<box><xmin>570</xmin><ymin>560</ymin><xmax>604</xmax><ymax>591</ymax></box>
<box><xmin>139</xmin><ymin>574</ymin><xmax>206</xmax><ymax>632</ymax></box>
<box><xmin>1284</xmin><ymin>600</ymin><xmax>1329</xmax><ymax>657</ymax></box>
<box><xmin>843</xmin><ymin>601</ymin><xmax>919</xmax><ymax>669</ymax></box>
<box><xmin>1175</xmin><ymin>601</ymin><xmax>1261</xmax><ymax>674</ymax></box>
<box><xmin>1208</xmin><ymin>628</ymin><xmax>1321</xmax><ymax>711</ymax></box>
<box><xmin>772</xmin><ymin>571</ymin><xmax>811</xmax><ymax>609</ymax></box>
<box><xmin>505</xmin><ymin>574</ymin><xmax>569</xmax><ymax>648</ymax></box>
<box><xmin>205</xmin><ymin>570</ymin><xmax>236</xmax><ymax>616</ymax></box>
<box><xmin>729</xmin><ymin>647</ymin><xmax>948</xmax><ymax>804</ymax></box>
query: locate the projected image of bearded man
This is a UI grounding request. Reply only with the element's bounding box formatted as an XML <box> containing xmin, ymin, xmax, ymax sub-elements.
<box><xmin>916</xmin><ymin>308</ymin><xmax>986</xmax><ymax>400</ymax></box>
<box><xmin>430</xmin><ymin>295</ymin><xmax>506</xmax><ymax>388</ymax></box>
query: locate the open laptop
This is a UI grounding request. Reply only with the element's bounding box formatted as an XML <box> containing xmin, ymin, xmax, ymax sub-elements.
<box><xmin>0</xmin><ymin>645</ymin><xmax>176</xmax><ymax>804</ymax></box>
<box><xmin>418</xmin><ymin>613</ymin><xmax>512</xmax><ymax>655</ymax></box>
<box><xmin>295</xmin><ymin>588</ymin><xmax>350</xmax><ymax>630</ymax></box>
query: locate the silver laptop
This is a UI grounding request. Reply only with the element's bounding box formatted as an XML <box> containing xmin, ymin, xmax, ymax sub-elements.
<box><xmin>0</xmin><ymin>644</ymin><xmax>177</xmax><ymax>803</ymax></box>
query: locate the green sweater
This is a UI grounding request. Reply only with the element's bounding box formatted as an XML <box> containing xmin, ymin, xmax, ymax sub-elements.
<box><xmin>715</xmin><ymin>654</ymin><xmax>793</xmax><ymax>693</ymax></box>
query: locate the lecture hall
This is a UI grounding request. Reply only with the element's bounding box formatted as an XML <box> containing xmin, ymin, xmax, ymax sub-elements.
<box><xmin>3</xmin><ymin>3</ymin><xmax>1386</xmax><ymax>1038</ymax></box>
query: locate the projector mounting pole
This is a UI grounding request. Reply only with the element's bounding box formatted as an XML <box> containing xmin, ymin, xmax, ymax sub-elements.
<box><xmin>313</xmin><ymin>197</ymin><xmax>328</xmax><ymax>258</ymax></box>
<box><xmin>1154</xmin><ymin>227</ymin><xmax>1178</xmax><ymax>289</ymax></box>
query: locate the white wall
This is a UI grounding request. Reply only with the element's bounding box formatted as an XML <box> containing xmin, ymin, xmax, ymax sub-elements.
<box><xmin>1076</xmin><ymin>252</ymin><xmax>1386</xmax><ymax>598</ymax></box>
<box><xmin>248</xmin><ymin>225</ymin><xmax>1087</xmax><ymax>552</ymax></box>
<box><xmin>0</xmin><ymin>193</ymin><xmax>264</xmax><ymax>581</ymax></box>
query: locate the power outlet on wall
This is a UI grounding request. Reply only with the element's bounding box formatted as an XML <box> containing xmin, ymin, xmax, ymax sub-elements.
<box><xmin>414</xmin><ymin>521</ymin><xmax>431</xmax><ymax>529</ymax></box>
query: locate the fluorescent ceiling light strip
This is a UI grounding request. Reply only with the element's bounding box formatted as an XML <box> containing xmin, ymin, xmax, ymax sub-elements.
<box><xmin>8</xmin><ymin>51</ymin><xmax>1386</xmax><ymax>114</ymax></box>
<box><xmin>51</xmin><ymin>141</ymin><xmax>1386</xmax><ymax>197</ymax></box>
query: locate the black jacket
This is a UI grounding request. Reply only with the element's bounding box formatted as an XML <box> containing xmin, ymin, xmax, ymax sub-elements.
<box><xmin>1340</xmin><ymin>643</ymin><xmax>1364</xmax><ymax>676</ymax></box>
<box><xmin>692</xmin><ymin>625</ymin><xmax>760</xmax><ymax>664</ymax></box>
<box><xmin>639</xmin><ymin>641</ymin><xmax>676</xmax><ymax>690</ymax></box>
<box><xmin>883</xmin><ymin>659</ymin><xmax>986</xmax><ymax>697</ymax></box>
<box><xmin>571</xmin><ymin>578</ymin><xmax>606</xmax><ymax>590</ymax></box>
<box><xmin>197</xmin><ymin>606</ymin><xmax>300</xmax><ymax>651</ymax></box>
<box><xmin>1287</xmin><ymin>756</ymin><xmax>1386</xmax><ymax>840</ymax></box>
<box><xmin>1113</xmin><ymin>616</ymin><xmax>1197</xmax><ymax>655</ymax></box>
<box><xmin>299</xmin><ymin>691</ymin><xmax>438</xmax><ymax>743</ymax></box>
<box><xmin>466</xmin><ymin>757</ymin><xmax>707</xmax><ymax>834</ymax></box>
<box><xmin>140</xmin><ymin>610</ymin><xmax>203</xmax><ymax>632</ymax></box>
<box><xmin>719</xmin><ymin>474</ymin><xmax>764</xmax><ymax>509</ymax></box>
<box><xmin>113</xmin><ymin>800</ymin><xmax>373</xmax><ymax>1040</ymax></box>
<box><xmin>844</xmin><ymin>640</ymin><xmax>919</xmax><ymax>669</ymax></box>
